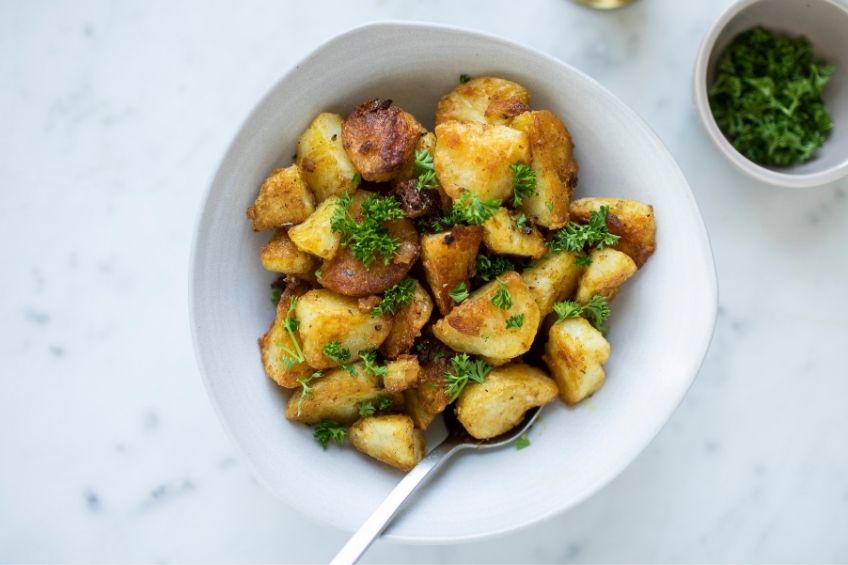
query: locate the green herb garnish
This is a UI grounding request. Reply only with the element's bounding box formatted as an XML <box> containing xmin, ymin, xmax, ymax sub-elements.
<box><xmin>444</xmin><ymin>354</ymin><xmax>491</xmax><ymax>402</ymax></box>
<box><xmin>449</xmin><ymin>281</ymin><xmax>469</xmax><ymax>303</ymax></box>
<box><xmin>515</xmin><ymin>433</ymin><xmax>531</xmax><ymax>450</ymax></box>
<box><xmin>270</xmin><ymin>286</ymin><xmax>282</xmax><ymax>306</ymax></box>
<box><xmin>460</xmin><ymin>73</ymin><xmax>472</xmax><ymax>84</ymax></box>
<box><xmin>377</xmin><ymin>396</ymin><xmax>394</xmax><ymax>411</ymax></box>
<box><xmin>476</xmin><ymin>254</ymin><xmax>515</xmax><ymax>282</ymax></box>
<box><xmin>510</xmin><ymin>163</ymin><xmax>537</xmax><ymax>206</ymax></box>
<box><xmin>491</xmin><ymin>278</ymin><xmax>512</xmax><ymax>310</ymax></box>
<box><xmin>414</xmin><ymin>150</ymin><xmax>438</xmax><ymax>191</ymax></box>
<box><xmin>296</xmin><ymin>370</ymin><xmax>323</xmax><ymax>417</ymax></box>
<box><xmin>552</xmin><ymin>295</ymin><xmax>611</xmax><ymax>332</ymax></box>
<box><xmin>331</xmin><ymin>193</ymin><xmax>405</xmax><ymax>267</ymax></box>
<box><xmin>313</xmin><ymin>419</ymin><xmax>346</xmax><ymax>449</ymax></box>
<box><xmin>505</xmin><ymin>314</ymin><xmax>524</xmax><ymax>329</ymax></box>
<box><xmin>351</xmin><ymin>172</ymin><xmax>362</xmax><ymax>187</ymax></box>
<box><xmin>280</xmin><ymin>297</ymin><xmax>305</xmax><ymax>369</ymax></box>
<box><xmin>322</xmin><ymin>341</ymin><xmax>350</xmax><ymax>363</ymax></box>
<box><xmin>548</xmin><ymin>205</ymin><xmax>619</xmax><ymax>263</ymax></box>
<box><xmin>372</xmin><ymin>278</ymin><xmax>415</xmax><ymax>317</ymax></box>
<box><xmin>357</xmin><ymin>401</ymin><xmax>376</xmax><ymax>417</ymax></box>
<box><xmin>360</xmin><ymin>350</ymin><xmax>388</xmax><ymax>378</ymax></box>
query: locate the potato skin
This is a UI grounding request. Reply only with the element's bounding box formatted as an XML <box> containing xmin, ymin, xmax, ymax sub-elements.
<box><xmin>349</xmin><ymin>415</ymin><xmax>425</xmax><ymax>471</ymax></box>
<box><xmin>247</xmin><ymin>165</ymin><xmax>316</xmax><ymax>231</ymax></box>
<box><xmin>288</xmin><ymin>196</ymin><xmax>342</xmax><ymax>260</ymax></box>
<box><xmin>510</xmin><ymin>111</ymin><xmax>578</xmax><ymax>229</ymax></box>
<box><xmin>295</xmin><ymin>289</ymin><xmax>393</xmax><ymax>369</ymax></box>
<box><xmin>286</xmin><ymin>364</ymin><xmax>403</xmax><ymax>424</ymax></box>
<box><xmin>434</xmin><ymin>121</ymin><xmax>531</xmax><ymax>203</ymax></box>
<box><xmin>342</xmin><ymin>99</ymin><xmax>423</xmax><ymax>182</ymax></box>
<box><xmin>575</xmin><ymin>248</ymin><xmax>637</xmax><ymax>304</ymax></box>
<box><xmin>521</xmin><ymin>252</ymin><xmax>584</xmax><ymax>317</ymax></box>
<box><xmin>569</xmin><ymin>197</ymin><xmax>656</xmax><ymax>268</ymax></box>
<box><xmin>380</xmin><ymin>281</ymin><xmax>434</xmax><ymax>359</ymax></box>
<box><xmin>436</xmin><ymin>76</ymin><xmax>530</xmax><ymax>126</ymax></box>
<box><xmin>543</xmin><ymin>317</ymin><xmax>610</xmax><ymax>405</ymax></box>
<box><xmin>456</xmin><ymin>363</ymin><xmax>558</xmax><ymax>439</ymax></box>
<box><xmin>420</xmin><ymin>225</ymin><xmax>483</xmax><ymax>316</ymax></box>
<box><xmin>482</xmin><ymin>207</ymin><xmax>547</xmax><ymax>259</ymax></box>
<box><xmin>318</xmin><ymin>218</ymin><xmax>420</xmax><ymax>297</ymax></box>
<box><xmin>260</xmin><ymin>229</ymin><xmax>318</xmax><ymax>276</ymax></box>
<box><xmin>384</xmin><ymin>354</ymin><xmax>421</xmax><ymax>393</ymax></box>
<box><xmin>432</xmin><ymin>271</ymin><xmax>540</xmax><ymax>358</ymax></box>
<box><xmin>297</xmin><ymin>113</ymin><xmax>359</xmax><ymax>202</ymax></box>
<box><xmin>258</xmin><ymin>293</ymin><xmax>313</xmax><ymax>388</ymax></box>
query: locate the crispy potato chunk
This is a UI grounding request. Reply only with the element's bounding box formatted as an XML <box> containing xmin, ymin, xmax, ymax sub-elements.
<box><xmin>380</xmin><ymin>281</ymin><xmax>434</xmax><ymax>359</ymax></box>
<box><xmin>434</xmin><ymin>121</ymin><xmax>531</xmax><ymax>203</ymax></box>
<box><xmin>342</xmin><ymin>99</ymin><xmax>423</xmax><ymax>182</ymax></box>
<box><xmin>246</xmin><ymin>165</ymin><xmax>316</xmax><ymax>231</ymax></box>
<box><xmin>260</xmin><ymin>229</ymin><xmax>318</xmax><ymax>276</ymax></box>
<box><xmin>297</xmin><ymin>113</ymin><xmax>359</xmax><ymax>202</ymax></box>
<box><xmin>319</xmin><ymin>218</ymin><xmax>420</xmax><ymax>297</ymax></box>
<box><xmin>286</xmin><ymin>364</ymin><xmax>402</xmax><ymax>424</ymax></box>
<box><xmin>421</xmin><ymin>225</ymin><xmax>483</xmax><ymax>315</ymax></box>
<box><xmin>456</xmin><ymin>364</ymin><xmax>558</xmax><ymax>439</ymax></box>
<box><xmin>521</xmin><ymin>252</ymin><xmax>584</xmax><ymax>317</ymax></box>
<box><xmin>258</xmin><ymin>296</ymin><xmax>312</xmax><ymax>388</ymax></box>
<box><xmin>569</xmin><ymin>197</ymin><xmax>657</xmax><ymax>268</ymax></box>
<box><xmin>510</xmin><ymin>111</ymin><xmax>578</xmax><ymax>229</ymax></box>
<box><xmin>436</xmin><ymin>76</ymin><xmax>530</xmax><ymax>126</ymax></box>
<box><xmin>349</xmin><ymin>415</ymin><xmax>425</xmax><ymax>471</ymax></box>
<box><xmin>480</xmin><ymin>355</ymin><xmax>511</xmax><ymax>367</ymax></box>
<box><xmin>544</xmin><ymin>317</ymin><xmax>610</xmax><ymax>405</ymax></box>
<box><xmin>432</xmin><ymin>272</ymin><xmax>540</xmax><ymax>358</ymax></box>
<box><xmin>295</xmin><ymin>289</ymin><xmax>393</xmax><ymax>369</ymax></box>
<box><xmin>383</xmin><ymin>355</ymin><xmax>421</xmax><ymax>393</ymax></box>
<box><xmin>482</xmin><ymin>208</ymin><xmax>547</xmax><ymax>259</ymax></box>
<box><xmin>575</xmin><ymin>248</ymin><xmax>637</xmax><ymax>304</ymax></box>
<box><xmin>404</xmin><ymin>342</ymin><xmax>454</xmax><ymax>429</ymax></box>
<box><xmin>288</xmin><ymin>196</ymin><xmax>341</xmax><ymax>260</ymax></box>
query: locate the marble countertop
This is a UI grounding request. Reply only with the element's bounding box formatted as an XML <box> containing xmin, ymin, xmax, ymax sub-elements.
<box><xmin>2</xmin><ymin>0</ymin><xmax>847</xmax><ymax>562</ymax></box>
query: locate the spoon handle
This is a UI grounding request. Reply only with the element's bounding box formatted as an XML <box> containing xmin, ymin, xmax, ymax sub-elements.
<box><xmin>329</xmin><ymin>440</ymin><xmax>460</xmax><ymax>565</ymax></box>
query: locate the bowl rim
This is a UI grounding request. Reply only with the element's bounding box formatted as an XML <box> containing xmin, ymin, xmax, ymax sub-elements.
<box><xmin>692</xmin><ymin>0</ymin><xmax>848</xmax><ymax>189</ymax></box>
<box><xmin>189</xmin><ymin>19</ymin><xmax>719</xmax><ymax>543</ymax></box>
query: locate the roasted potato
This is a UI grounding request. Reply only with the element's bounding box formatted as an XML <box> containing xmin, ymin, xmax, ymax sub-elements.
<box><xmin>258</xmin><ymin>294</ymin><xmax>313</xmax><ymax>388</ymax></box>
<box><xmin>297</xmin><ymin>112</ymin><xmax>359</xmax><ymax>201</ymax></box>
<box><xmin>319</xmin><ymin>218</ymin><xmax>420</xmax><ymax>297</ymax></box>
<box><xmin>482</xmin><ymin>207</ymin><xmax>547</xmax><ymax>259</ymax></box>
<box><xmin>510</xmin><ymin>110</ymin><xmax>578</xmax><ymax>229</ymax></box>
<box><xmin>434</xmin><ymin>121</ymin><xmax>531</xmax><ymax>203</ymax></box>
<box><xmin>246</xmin><ymin>165</ymin><xmax>316</xmax><ymax>231</ymax></box>
<box><xmin>404</xmin><ymin>342</ymin><xmax>454</xmax><ymax>429</ymax></box>
<box><xmin>380</xmin><ymin>281</ymin><xmax>434</xmax><ymax>359</ymax></box>
<box><xmin>286</xmin><ymin>364</ymin><xmax>403</xmax><ymax>424</ymax></box>
<box><xmin>260</xmin><ymin>229</ymin><xmax>318</xmax><ymax>276</ymax></box>
<box><xmin>383</xmin><ymin>355</ymin><xmax>421</xmax><ymax>393</ymax></box>
<box><xmin>420</xmin><ymin>225</ymin><xmax>483</xmax><ymax>315</ymax></box>
<box><xmin>349</xmin><ymin>415</ymin><xmax>425</xmax><ymax>471</ymax></box>
<box><xmin>480</xmin><ymin>355</ymin><xmax>512</xmax><ymax>367</ymax></box>
<box><xmin>569</xmin><ymin>197</ymin><xmax>656</xmax><ymax>267</ymax></box>
<box><xmin>544</xmin><ymin>317</ymin><xmax>610</xmax><ymax>405</ymax></box>
<box><xmin>575</xmin><ymin>248</ymin><xmax>637</xmax><ymax>304</ymax></box>
<box><xmin>288</xmin><ymin>196</ymin><xmax>341</xmax><ymax>260</ymax></box>
<box><xmin>342</xmin><ymin>99</ymin><xmax>423</xmax><ymax>182</ymax></box>
<box><xmin>432</xmin><ymin>272</ymin><xmax>540</xmax><ymax>358</ymax></box>
<box><xmin>436</xmin><ymin>76</ymin><xmax>530</xmax><ymax>126</ymax></box>
<box><xmin>295</xmin><ymin>289</ymin><xmax>393</xmax><ymax>369</ymax></box>
<box><xmin>521</xmin><ymin>252</ymin><xmax>584</xmax><ymax>317</ymax></box>
<box><xmin>456</xmin><ymin>363</ymin><xmax>558</xmax><ymax>439</ymax></box>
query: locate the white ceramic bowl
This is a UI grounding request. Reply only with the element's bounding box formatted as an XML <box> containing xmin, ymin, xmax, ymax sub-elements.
<box><xmin>693</xmin><ymin>0</ymin><xmax>848</xmax><ymax>188</ymax></box>
<box><xmin>190</xmin><ymin>22</ymin><xmax>717</xmax><ymax>542</ymax></box>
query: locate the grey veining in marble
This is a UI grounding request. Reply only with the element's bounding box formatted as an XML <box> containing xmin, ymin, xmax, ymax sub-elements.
<box><xmin>1</xmin><ymin>0</ymin><xmax>847</xmax><ymax>562</ymax></box>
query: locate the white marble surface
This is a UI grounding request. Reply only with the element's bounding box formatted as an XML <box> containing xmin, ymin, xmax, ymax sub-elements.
<box><xmin>1</xmin><ymin>0</ymin><xmax>847</xmax><ymax>562</ymax></box>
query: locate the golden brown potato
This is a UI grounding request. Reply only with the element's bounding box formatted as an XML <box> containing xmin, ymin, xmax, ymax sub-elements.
<box><xmin>521</xmin><ymin>252</ymin><xmax>584</xmax><ymax>318</ymax></box>
<box><xmin>432</xmin><ymin>272</ymin><xmax>540</xmax><ymax>358</ymax></box>
<box><xmin>286</xmin><ymin>364</ymin><xmax>403</xmax><ymax>424</ymax></box>
<box><xmin>544</xmin><ymin>317</ymin><xmax>610</xmax><ymax>405</ymax></box>
<box><xmin>380</xmin><ymin>281</ymin><xmax>434</xmax><ymax>359</ymax></box>
<box><xmin>288</xmin><ymin>196</ymin><xmax>341</xmax><ymax>260</ymax></box>
<box><xmin>319</xmin><ymin>218</ymin><xmax>420</xmax><ymax>297</ymax></box>
<box><xmin>404</xmin><ymin>342</ymin><xmax>454</xmax><ymax>429</ymax></box>
<box><xmin>349</xmin><ymin>415</ymin><xmax>425</xmax><ymax>471</ymax></box>
<box><xmin>481</xmin><ymin>208</ymin><xmax>547</xmax><ymax>259</ymax></box>
<box><xmin>479</xmin><ymin>355</ymin><xmax>512</xmax><ymax>367</ymax></box>
<box><xmin>258</xmin><ymin>295</ymin><xmax>313</xmax><ymax>388</ymax></box>
<box><xmin>510</xmin><ymin>111</ymin><xmax>578</xmax><ymax>229</ymax></box>
<box><xmin>297</xmin><ymin>113</ymin><xmax>359</xmax><ymax>202</ymax></box>
<box><xmin>383</xmin><ymin>355</ymin><xmax>421</xmax><ymax>393</ymax></box>
<box><xmin>569</xmin><ymin>197</ymin><xmax>657</xmax><ymax>268</ymax></box>
<box><xmin>260</xmin><ymin>229</ymin><xmax>318</xmax><ymax>276</ymax></box>
<box><xmin>434</xmin><ymin>121</ymin><xmax>531</xmax><ymax>203</ymax></box>
<box><xmin>246</xmin><ymin>165</ymin><xmax>316</xmax><ymax>231</ymax></box>
<box><xmin>436</xmin><ymin>76</ymin><xmax>530</xmax><ymax>126</ymax></box>
<box><xmin>342</xmin><ymin>99</ymin><xmax>423</xmax><ymax>182</ymax></box>
<box><xmin>420</xmin><ymin>225</ymin><xmax>483</xmax><ymax>315</ymax></box>
<box><xmin>575</xmin><ymin>248</ymin><xmax>637</xmax><ymax>304</ymax></box>
<box><xmin>456</xmin><ymin>363</ymin><xmax>558</xmax><ymax>439</ymax></box>
<box><xmin>295</xmin><ymin>289</ymin><xmax>393</xmax><ymax>369</ymax></box>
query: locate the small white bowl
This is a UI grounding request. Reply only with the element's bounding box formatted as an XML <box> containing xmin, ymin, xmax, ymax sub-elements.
<box><xmin>191</xmin><ymin>22</ymin><xmax>717</xmax><ymax>542</ymax></box>
<box><xmin>693</xmin><ymin>0</ymin><xmax>848</xmax><ymax>188</ymax></box>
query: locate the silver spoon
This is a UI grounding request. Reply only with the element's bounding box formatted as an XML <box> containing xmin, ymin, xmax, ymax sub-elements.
<box><xmin>330</xmin><ymin>406</ymin><xmax>542</xmax><ymax>565</ymax></box>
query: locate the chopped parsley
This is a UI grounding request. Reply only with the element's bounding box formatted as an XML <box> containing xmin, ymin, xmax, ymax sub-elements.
<box><xmin>548</xmin><ymin>205</ymin><xmax>620</xmax><ymax>263</ymax></box>
<box><xmin>351</xmin><ymin>172</ymin><xmax>362</xmax><ymax>187</ymax></box>
<box><xmin>515</xmin><ymin>433</ymin><xmax>531</xmax><ymax>450</ymax></box>
<box><xmin>280</xmin><ymin>297</ymin><xmax>305</xmax><ymax>369</ymax></box>
<box><xmin>322</xmin><ymin>341</ymin><xmax>350</xmax><ymax>363</ymax></box>
<box><xmin>377</xmin><ymin>396</ymin><xmax>394</xmax><ymax>411</ymax></box>
<box><xmin>505</xmin><ymin>314</ymin><xmax>524</xmax><ymax>329</ymax></box>
<box><xmin>510</xmin><ymin>163</ymin><xmax>537</xmax><ymax>206</ymax></box>
<box><xmin>491</xmin><ymin>278</ymin><xmax>512</xmax><ymax>310</ymax></box>
<box><xmin>313</xmin><ymin>419</ymin><xmax>346</xmax><ymax>449</ymax></box>
<box><xmin>444</xmin><ymin>354</ymin><xmax>492</xmax><ymax>402</ymax></box>
<box><xmin>553</xmin><ymin>295</ymin><xmax>611</xmax><ymax>332</ymax></box>
<box><xmin>449</xmin><ymin>281</ymin><xmax>470</xmax><ymax>303</ymax></box>
<box><xmin>514</xmin><ymin>213</ymin><xmax>528</xmax><ymax>231</ymax></box>
<box><xmin>476</xmin><ymin>254</ymin><xmax>515</xmax><ymax>282</ymax></box>
<box><xmin>372</xmin><ymin>278</ymin><xmax>415</xmax><ymax>317</ymax></box>
<box><xmin>414</xmin><ymin>150</ymin><xmax>438</xmax><ymax>191</ymax></box>
<box><xmin>295</xmin><ymin>370</ymin><xmax>323</xmax><ymax>417</ymax></box>
<box><xmin>460</xmin><ymin>73</ymin><xmax>472</xmax><ymax>84</ymax></box>
<box><xmin>357</xmin><ymin>400</ymin><xmax>376</xmax><ymax>417</ymax></box>
<box><xmin>331</xmin><ymin>193</ymin><xmax>406</xmax><ymax>268</ymax></box>
<box><xmin>360</xmin><ymin>350</ymin><xmax>388</xmax><ymax>378</ymax></box>
<box><xmin>270</xmin><ymin>286</ymin><xmax>282</xmax><ymax>306</ymax></box>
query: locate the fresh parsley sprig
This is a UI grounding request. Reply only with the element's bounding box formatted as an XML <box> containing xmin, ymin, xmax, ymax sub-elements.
<box><xmin>322</xmin><ymin>341</ymin><xmax>350</xmax><ymax>363</ymax></box>
<box><xmin>295</xmin><ymin>370</ymin><xmax>324</xmax><ymax>417</ymax></box>
<box><xmin>280</xmin><ymin>297</ymin><xmax>305</xmax><ymax>369</ymax></box>
<box><xmin>547</xmin><ymin>205</ymin><xmax>620</xmax><ymax>264</ymax></box>
<box><xmin>331</xmin><ymin>193</ymin><xmax>406</xmax><ymax>268</ymax></box>
<box><xmin>552</xmin><ymin>294</ymin><xmax>611</xmax><ymax>332</ymax></box>
<box><xmin>491</xmin><ymin>278</ymin><xmax>512</xmax><ymax>310</ymax></box>
<box><xmin>372</xmin><ymin>279</ymin><xmax>415</xmax><ymax>317</ymax></box>
<box><xmin>313</xmin><ymin>419</ymin><xmax>346</xmax><ymax>449</ymax></box>
<box><xmin>360</xmin><ymin>350</ymin><xmax>388</xmax><ymax>378</ymax></box>
<box><xmin>510</xmin><ymin>163</ymin><xmax>537</xmax><ymax>206</ymax></box>
<box><xmin>505</xmin><ymin>314</ymin><xmax>524</xmax><ymax>329</ymax></box>
<box><xmin>476</xmin><ymin>254</ymin><xmax>515</xmax><ymax>282</ymax></box>
<box><xmin>449</xmin><ymin>281</ymin><xmax>469</xmax><ymax>303</ymax></box>
<box><xmin>444</xmin><ymin>354</ymin><xmax>492</xmax><ymax>402</ymax></box>
<box><xmin>414</xmin><ymin>150</ymin><xmax>439</xmax><ymax>191</ymax></box>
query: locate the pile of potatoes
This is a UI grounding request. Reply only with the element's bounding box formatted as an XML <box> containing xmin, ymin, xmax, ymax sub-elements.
<box><xmin>247</xmin><ymin>76</ymin><xmax>656</xmax><ymax>472</ymax></box>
